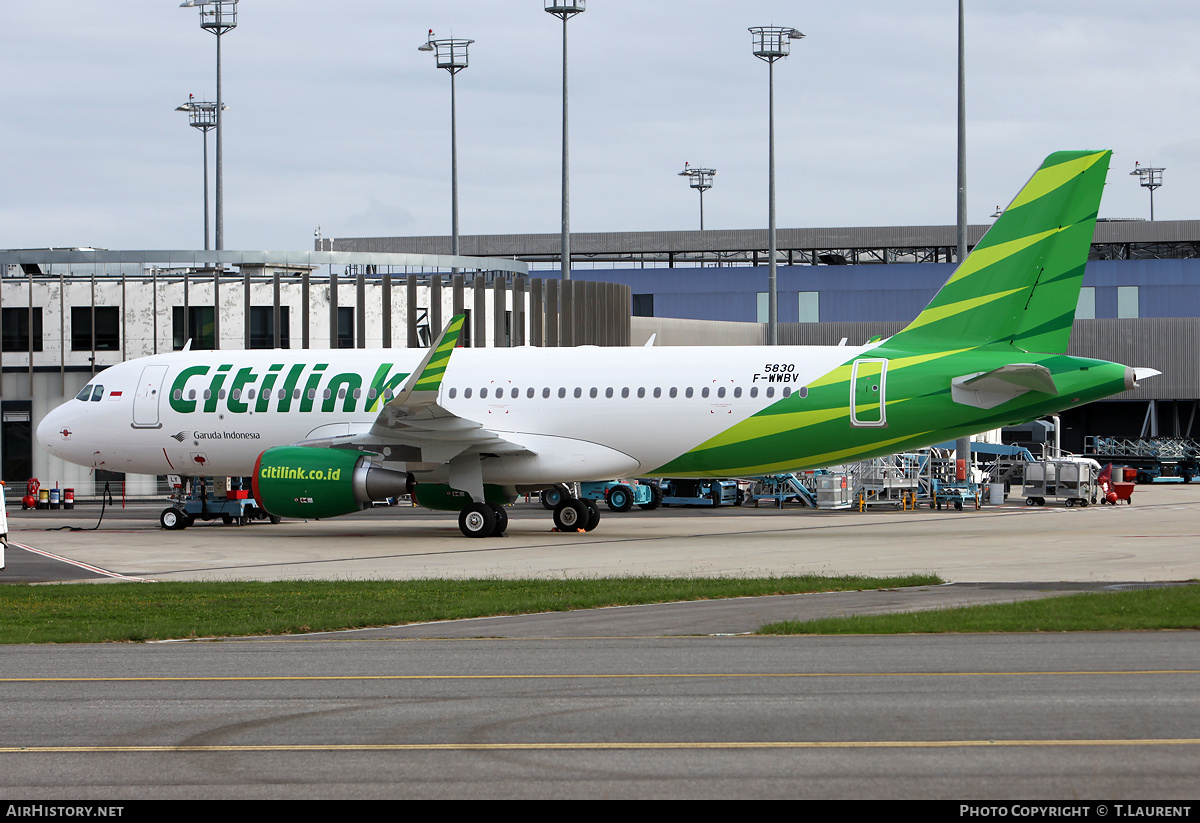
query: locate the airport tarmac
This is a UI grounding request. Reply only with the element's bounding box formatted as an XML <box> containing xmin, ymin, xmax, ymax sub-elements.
<box><xmin>4</xmin><ymin>482</ymin><xmax>1199</xmax><ymax>586</ymax></box>
<box><xmin>4</xmin><ymin>485</ymin><xmax>1199</xmax><ymax>799</ymax></box>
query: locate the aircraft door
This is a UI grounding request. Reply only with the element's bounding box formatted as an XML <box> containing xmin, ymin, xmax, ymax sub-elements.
<box><xmin>850</xmin><ymin>359</ymin><xmax>887</xmax><ymax>428</ymax></box>
<box><xmin>132</xmin><ymin>364</ymin><xmax>169</xmax><ymax>429</ymax></box>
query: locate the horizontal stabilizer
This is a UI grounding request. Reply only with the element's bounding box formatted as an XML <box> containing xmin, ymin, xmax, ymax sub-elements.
<box><xmin>951</xmin><ymin>363</ymin><xmax>1058</xmax><ymax>410</ymax></box>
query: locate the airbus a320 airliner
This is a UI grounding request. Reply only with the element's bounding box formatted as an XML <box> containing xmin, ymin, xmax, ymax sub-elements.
<box><xmin>38</xmin><ymin>150</ymin><xmax>1157</xmax><ymax>537</ymax></box>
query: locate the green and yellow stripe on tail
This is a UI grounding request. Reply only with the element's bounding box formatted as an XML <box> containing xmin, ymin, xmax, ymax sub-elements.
<box><xmin>890</xmin><ymin>150</ymin><xmax>1110</xmax><ymax>354</ymax></box>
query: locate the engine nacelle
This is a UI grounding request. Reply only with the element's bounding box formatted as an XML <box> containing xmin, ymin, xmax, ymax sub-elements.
<box><xmin>253</xmin><ymin>446</ymin><xmax>411</xmax><ymax>520</ymax></box>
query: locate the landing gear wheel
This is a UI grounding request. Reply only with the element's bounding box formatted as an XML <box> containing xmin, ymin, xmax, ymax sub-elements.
<box><xmin>488</xmin><ymin>503</ymin><xmax>509</xmax><ymax>536</ymax></box>
<box><xmin>459</xmin><ymin>503</ymin><xmax>497</xmax><ymax>538</ymax></box>
<box><xmin>553</xmin><ymin>498</ymin><xmax>589</xmax><ymax>532</ymax></box>
<box><xmin>583</xmin><ymin>499</ymin><xmax>601</xmax><ymax>532</ymax></box>
<box><xmin>607</xmin><ymin>485</ymin><xmax>633</xmax><ymax>512</ymax></box>
<box><xmin>160</xmin><ymin>507</ymin><xmax>188</xmax><ymax>530</ymax></box>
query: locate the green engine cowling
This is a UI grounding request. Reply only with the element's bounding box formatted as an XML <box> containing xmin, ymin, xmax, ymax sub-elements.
<box><xmin>253</xmin><ymin>446</ymin><xmax>411</xmax><ymax>519</ymax></box>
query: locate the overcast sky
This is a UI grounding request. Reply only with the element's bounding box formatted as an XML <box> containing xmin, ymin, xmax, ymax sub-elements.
<box><xmin>4</xmin><ymin>1</ymin><xmax>1198</xmax><ymax>252</ymax></box>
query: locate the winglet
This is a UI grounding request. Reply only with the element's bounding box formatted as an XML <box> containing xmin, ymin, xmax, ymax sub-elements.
<box><xmin>392</xmin><ymin>314</ymin><xmax>465</xmax><ymax>407</ymax></box>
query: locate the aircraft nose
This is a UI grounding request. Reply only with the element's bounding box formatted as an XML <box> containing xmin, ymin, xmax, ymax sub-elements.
<box><xmin>37</xmin><ymin>403</ymin><xmax>71</xmax><ymax>457</ymax></box>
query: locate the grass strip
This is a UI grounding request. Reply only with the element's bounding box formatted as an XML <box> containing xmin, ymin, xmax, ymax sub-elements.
<box><xmin>758</xmin><ymin>584</ymin><xmax>1200</xmax><ymax>635</ymax></box>
<box><xmin>0</xmin><ymin>574</ymin><xmax>939</xmax><ymax>644</ymax></box>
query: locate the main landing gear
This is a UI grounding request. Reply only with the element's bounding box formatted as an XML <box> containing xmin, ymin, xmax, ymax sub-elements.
<box><xmin>455</xmin><ymin>495</ymin><xmax>599</xmax><ymax>538</ymax></box>
<box><xmin>539</xmin><ymin>484</ymin><xmax>601</xmax><ymax>534</ymax></box>
<box><xmin>458</xmin><ymin>502</ymin><xmax>510</xmax><ymax>539</ymax></box>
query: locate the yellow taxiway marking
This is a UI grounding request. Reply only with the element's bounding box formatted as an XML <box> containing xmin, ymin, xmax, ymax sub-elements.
<box><xmin>2</xmin><ymin>670</ymin><xmax>1198</xmax><ymax>683</ymax></box>
<box><xmin>3</xmin><ymin>739</ymin><xmax>1199</xmax><ymax>754</ymax></box>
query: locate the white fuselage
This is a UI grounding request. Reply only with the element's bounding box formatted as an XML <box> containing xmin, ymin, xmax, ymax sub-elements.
<box><xmin>37</xmin><ymin>343</ymin><xmax>872</xmax><ymax>484</ymax></box>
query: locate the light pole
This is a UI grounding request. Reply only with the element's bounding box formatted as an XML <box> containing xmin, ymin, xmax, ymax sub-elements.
<box><xmin>175</xmin><ymin>96</ymin><xmax>222</xmax><ymax>250</ymax></box>
<box><xmin>678</xmin><ymin>163</ymin><xmax>716</xmax><ymax>231</ymax></box>
<box><xmin>180</xmin><ymin>0</ymin><xmax>237</xmax><ymax>251</ymax></box>
<box><xmin>419</xmin><ymin>31</ymin><xmax>473</xmax><ymax>258</ymax></box>
<box><xmin>1130</xmin><ymin>161</ymin><xmax>1165</xmax><ymax>221</ymax></box>
<box><xmin>545</xmin><ymin>1</ymin><xmax>585</xmax><ymax>282</ymax></box>
<box><xmin>749</xmin><ymin>26</ymin><xmax>803</xmax><ymax>346</ymax></box>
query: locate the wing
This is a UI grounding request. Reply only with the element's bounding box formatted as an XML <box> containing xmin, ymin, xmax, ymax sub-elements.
<box><xmin>298</xmin><ymin>314</ymin><xmax>534</xmax><ymax>467</ymax></box>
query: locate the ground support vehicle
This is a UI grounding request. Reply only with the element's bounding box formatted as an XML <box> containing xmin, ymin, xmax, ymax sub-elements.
<box><xmin>745</xmin><ymin>474</ymin><xmax>817</xmax><ymax>508</ymax></box>
<box><xmin>1084</xmin><ymin>436</ymin><xmax>1200</xmax><ymax>484</ymax></box>
<box><xmin>928</xmin><ymin>480</ymin><xmax>980</xmax><ymax>511</ymax></box>
<box><xmin>1022</xmin><ymin>460</ymin><xmax>1099</xmax><ymax>507</ymax></box>
<box><xmin>159</xmin><ymin>476</ymin><xmax>278</xmax><ymax>530</ymax></box>
<box><xmin>658</xmin><ymin>479</ymin><xmax>739</xmax><ymax>507</ymax></box>
<box><xmin>578</xmin><ymin>480</ymin><xmax>661</xmax><ymax>512</ymax></box>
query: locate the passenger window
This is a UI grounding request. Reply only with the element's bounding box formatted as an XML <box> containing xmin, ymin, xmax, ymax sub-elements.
<box><xmin>481</xmin><ymin>388</ymin><xmax>489</xmax><ymax>399</ymax></box>
<box><xmin>733</xmin><ymin>387</ymin><xmax>741</xmax><ymax>398</ymax></box>
<box><xmin>766</xmin><ymin>387</ymin><xmax>775</xmax><ymax>398</ymax></box>
<box><xmin>653</xmin><ymin>387</ymin><xmax>662</xmax><ymax>398</ymax></box>
<box><xmin>669</xmin><ymin>387</ymin><xmax>677</xmax><ymax>398</ymax></box>
<box><xmin>464</xmin><ymin>388</ymin><xmax>472</xmax><ymax>398</ymax></box>
<box><xmin>574</xmin><ymin>388</ymin><xmax>582</xmax><ymax>398</ymax></box>
<box><xmin>527</xmin><ymin>388</ymin><xmax>535</xmax><ymax>398</ymax></box>
<box><xmin>685</xmin><ymin>387</ymin><xmax>694</xmax><ymax>398</ymax></box>
<box><xmin>449</xmin><ymin>388</ymin><xmax>457</xmax><ymax>398</ymax></box>
<box><xmin>701</xmin><ymin>387</ymin><xmax>710</xmax><ymax>398</ymax></box>
<box><xmin>605</xmin><ymin>388</ymin><xmax>613</xmax><ymax>398</ymax></box>
<box><xmin>799</xmin><ymin>386</ymin><xmax>808</xmax><ymax>398</ymax></box>
<box><xmin>558</xmin><ymin>388</ymin><xmax>566</xmax><ymax>398</ymax></box>
<box><xmin>621</xmin><ymin>388</ymin><xmax>629</xmax><ymax>398</ymax></box>
<box><xmin>636</xmin><ymin>387</ymin><xmax>645</xmax><ymax>398</ymax></box>
<box><xmin>750</xmin><ymin>387</ymin><xmax>758</xmax><ymax>398</ymax></box>
<box><xmin>717</xmin><ymin>387</ymin><xmax>726</xmax><ymax>398</ymax></box>
<box><xmin>542</xmin><ymin>388</ymin><xmax>550</xmax><ymax>398</ymax></box>
<box><xmin>589</xmin><ymin>388</ymin><xmax>598</xmax><ymax>398</ymax></box>
<box><xmin>783</xmin><ymin>387</ymin><xmax>792</xmax><ymax>398</ymax></box>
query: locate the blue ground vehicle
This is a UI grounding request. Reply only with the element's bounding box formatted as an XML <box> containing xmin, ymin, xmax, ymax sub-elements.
<box><xmin>578</xmin><ymin>480</ymin><xmax>662</xmax><ymax>512</ymax></box>
<box><xmin>159</xmin><ymin>476</ymin><xmax>279</xmax><ymax>530</ymax></box>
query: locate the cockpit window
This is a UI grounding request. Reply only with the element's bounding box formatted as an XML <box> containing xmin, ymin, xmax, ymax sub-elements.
<box><xmin>76</xmin><ymin>384</ymin><xmax>94</xmax><ymax>401</ymax></box>
<box><xmin>90</xmin><ymin>385</ymin><xmax>104</xmax><ymax>401</ymax></box>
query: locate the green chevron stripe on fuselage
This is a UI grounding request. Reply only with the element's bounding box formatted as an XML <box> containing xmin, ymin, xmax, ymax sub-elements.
<box><xmin>652</xmin><ymin>347</ymin><xmax>1128</xmax><ymax>477</ymax></box>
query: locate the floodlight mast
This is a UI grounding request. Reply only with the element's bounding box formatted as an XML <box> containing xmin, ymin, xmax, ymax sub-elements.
<box><xmin>419</xmin><ymin>32</ymin><xmax>474</xmax><ymax>259</ymax></box>
<box><xmin>678</xmin><ymin>163</ymin><xmax>717</xmax><ymax>231</ymax></box>
<box><xmin>180</xmin><ymin>0</ymin><xmax>237</xmax><ymax>252</ymax></box>
<box><xmin>1130</xmin><ymin>161</ymin><xmax>1165</xmax><ymax>221</ymax></box>
<box><xmin>749</xmin><ymin>26</ymin><xmax>803</xmax><ymax>346</ymax></box>
<box><xmin>546</xmin><ymin>1</ymin><xmax>586</xmax><ymax>282</ymax></box>
<box><xmin>175</xmin><ymin>96</ymin><xmax>223</xmax><ymax>250</ymax></box>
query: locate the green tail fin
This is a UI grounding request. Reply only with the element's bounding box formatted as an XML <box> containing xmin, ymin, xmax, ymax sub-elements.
<box><xmin>890</xmin><ymin>150</ymin><xmax>1110</xmax><ymax>353</ymax></box>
